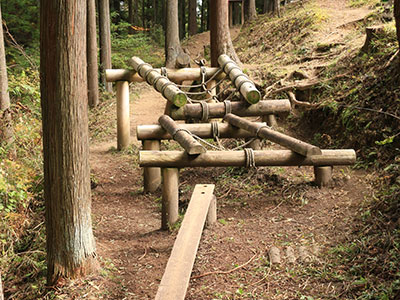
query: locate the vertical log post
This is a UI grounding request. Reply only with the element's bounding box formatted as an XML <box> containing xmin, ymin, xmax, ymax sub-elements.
<box><xmin>263</xmin><ymin>114</ymin><xmax>278</xmax><ymax>127</ymax></box>
<box><xmin>116</xmin><ymin>81</ymin><xmax>130</xmax><ymax>150</ymax></box>
<box><xmin>206</xmin><ymin>195</ymin><xmax>217</xmax><ymax>227</ymax></box>
<box><xmin>161</xmin><ymin>168</ymin><xmax>179</xmax><ymax>230</ymax></box>
<box><xmin>143</xmin><ymin>140</ymin><xmax>161</xmax><ymax>192</ymax></box>
<box><xmin>314</xmin><ymin>166</ymin><xmax>333</xmax><ymax>187</ymax></box>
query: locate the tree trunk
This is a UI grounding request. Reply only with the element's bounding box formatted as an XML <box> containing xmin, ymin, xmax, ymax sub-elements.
<box><xmin>210</xmin><ymin>0</ymin><xmax>241</xmax><ymax>67</ymax></box>
<box><xmin>98</xmin><ymin>0</ymin><xmax>113</xmax><ymax>92</ymax></box>
<box><xmin>200</xmin><ymin>0</ymin><xmax>205</xmax><ymax>32</ymax></box>
<box><xmin>0</xmin><ymin>4</ymin><xmax>14</xmax><ymax>154</ymax></box>
<box><xmin>179</xmin><ymin>0</ymin><xmax>186</xmax><ymax>40</ymax></box>
<box><xmin>40</xmin><ymin>0</ymin><xmax>98</xmax><ymax>285</ymax></box>
<box><xmin>87</xmin><ymin>0</ymin><xmax>99</xmax><ymax>107</ymax></box>
<box><xmin>0</xmin><ymin>271</ymin><xmax>3</xmax><ymax>300</ymax></box>
<box><xmin>248</xmin><ymin>0</ymin><xmax>257</xmax><ymax>21</ymax></box>
<box><xmin>395</xmin><ymin>0</ymin><xmax>400</xmax><ymax>48</ymax></box>
<box><xmin>161</xmin><ymin>0</ymin><xmax>166</xmax><ymax>30</ymax></box>
<box><xmin>165</xmin><ymin>0</ymin><xmax>183</xmax><ymax>67</ymax></box>
<box><xmin>112</xmin><ymin>0</ymin><xmax>121</xmax><ymax>23</ymax></box>
<box><xmin>153</xmin><ymin>0</ymin><xmax>158</xmax><ymax>25</ymax></box>
<box><xmin>142</xmin><ymin>0</ymin><xmax>146</xmax><ymax>27</ymax></box>
<box><xmin>134</xmin><ymin>0</ymin><xmax>139</xmax><ymax>25</ymax></box>
<box><xmin>128</xmin><ymin>0</ymin><xmax>134</xmax><ymax>33</ymax></box>
<box><xmin>188</xmin><ymin>0</ymin><xmax>197</xmax><ymax>36</ymax></box>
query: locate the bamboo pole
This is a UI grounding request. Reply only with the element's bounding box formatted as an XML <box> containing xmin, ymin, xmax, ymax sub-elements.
<box><xmin>129</xmin><ymin>57</ymin><xmax>187</xmax><ymax>107</ymax></box>
<box><xmin>170</xmin><ymin>99</ymin><xmax>291</xmax><ymax>120</ymax></box>
<box><xmin>158</xmin><ymin>115</ymin><xmax>206</xmax><ymax>155</ymax></box>
<box><xmin>161</xmin><ymin>168</ymin><xmax>179</xmax><ymax>230</ymax></box>
<box><xmin>155</xmin><ymin>184</ymin><xmax>215</xmax><ymax>300</ymax></box>
<box><xmin>137</xmin><ymin>122</ymin><xmax>267</xmax><ymax>140</ymax></box>
<box><xmin>116</xmin><ymin>81</ymin><xmax>130</xmax><ymax>150</ymax></box>
<box><xmin>224</xmin><ymin>114</ymin><xmax>321</xmax><ymax>156</ymax></box>
<box><xmin>143</xmin><ymin>140</ymin><xmax>161</xmax><ymax>192</ymax></box>
<box><xmin>218</xmin><ymin>54</ymin><xmax>261</xmax><ymax>104</ymax></box>
<box><xmin>106</xmin><ymin>67</ymin><xmax>224</xmax><ymax>83</ymax></box>
<box><xmin>139</xmin><ymin>149</ymin><xmax>356</xmax><ymax>168</ymax></box>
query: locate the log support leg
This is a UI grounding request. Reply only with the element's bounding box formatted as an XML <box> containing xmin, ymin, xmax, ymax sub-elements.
<box><xmin>143</xmin><ymin>140</ymin><xmax>161</xmax><ymax>192</ymax></box>
<box><xmin>116</xmin><ymin>80</ymin><xmax>130</xmax><ymax>150</ymax></box>
<box><xmin>161</xmin><ymin>168</ymin><xmax>179</xmax><ymax>230</ymax></box>
<box><xmin>206</xmin><ymin>195</ymin><xmax>217</xmax><ymax>227</ymax></box>
<box><xmin>314</xmin><ymin>166</ymin><xmax>333</xmax><ymax>187</ymax></box>
<box><xmin>263</xmin><ymin>114</ymin><xmax>278</xmax><ymax>128</ymax></box>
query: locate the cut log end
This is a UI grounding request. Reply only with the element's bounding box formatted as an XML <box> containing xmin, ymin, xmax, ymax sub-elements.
<box><xmin>187</xmin><ymin>145</ymin><xmax>206</xmax><ymax>155</ymax></box>
<box><xmin>306</xmin><ymin>146</ymin><xmax>322</xmax><ymax>157</ymax></box>
<box><xmin>246</xmin><ymin>90</ymin><xmax>261</xmax><ymax>104</ymax></box>
<box><xmin>173</xmin><ymin>93</ymin><xmax>188</xmax><ymax>107</ymax></box>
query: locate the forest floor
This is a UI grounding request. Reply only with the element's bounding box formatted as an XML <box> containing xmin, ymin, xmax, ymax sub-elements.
<box><xmin>62</xmin><ymin>0</ymin><xmax>385</xmax><ymax>299</ymax></box>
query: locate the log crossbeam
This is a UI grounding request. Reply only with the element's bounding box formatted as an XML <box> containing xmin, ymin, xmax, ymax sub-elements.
<box><xmin>224</xmin><ymin>113</ymin><xmax>321</xmax><ymax>157</ymax></box>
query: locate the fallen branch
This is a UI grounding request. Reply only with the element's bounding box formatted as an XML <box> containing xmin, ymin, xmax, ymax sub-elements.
<box><xmin>191</xmin><ymin>252</ymin><xmax>258</xmax><ymax>279</ymax></box>
<box><xmin>287</xmin><ymin>91</ymin><xmax>319</xmax><ymax>109</ymax></box>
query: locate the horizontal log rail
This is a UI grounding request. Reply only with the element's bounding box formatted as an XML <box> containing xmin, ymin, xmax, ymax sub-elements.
<box><xmin>170</xmin><ymin>99</ymin><xmax>291</xmax><ymax>120</ymax></box>
<box><xmin>139</xmin><ymin>149</ymin><xmax>356</xmax><ymax>168</ymax></box>
<box><xmin>224</xmin><ymin>114</ymin><xmax>321</xmax><ymax>156</ymax></box>
<box><xmin>106</xmin><ymin>67</ymin><xmax>224</xmax><ymax>84</ymax></box>
<box><xmin>136</xmin><ymin>122</ymin><xmax>267</xmax><ymax>140</ymax></box>
<box><xmin>155</xmin><ymin>184</ymin><xmax>216</xmax><ymax>300</ymax></box>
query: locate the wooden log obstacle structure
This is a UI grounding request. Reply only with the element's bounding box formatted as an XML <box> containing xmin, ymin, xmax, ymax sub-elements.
<box><xmin>107</xmin><ymin>55</ymin><xmax>356</xmax><ymax>298</ymax></box>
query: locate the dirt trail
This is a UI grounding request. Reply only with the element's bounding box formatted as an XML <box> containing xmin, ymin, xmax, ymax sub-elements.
<box><xmin>88</xmin><ymin>1</ymin><xmax>375</xmax><ymax>299</ymax></box>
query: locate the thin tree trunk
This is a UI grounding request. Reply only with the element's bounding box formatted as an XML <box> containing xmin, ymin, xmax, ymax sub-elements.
<box><xmin>40</xmin><ymin>0</ymin><xmax>98</xmax><ymax>285</ymax></box>
<box><xmin>153</xmin><ymin>0</ymin><xmax>158</xmax><ymax>25</ymax></box>
<box><xmin>248</xmin><ymin>0</ymin><xmax>257</xmax><ymax>21</ymax></box>
<box><xmin>98</xmin><ymin>0</ymin><xmax>113</xmax><ymax>92</ymax></box>
<box><xmin>165</xmin><ymin>0</ymin><xmax>183</xmax><ymax>67</ymax></box>
<box><xmin>161</xmin><ymin>0</ymin><xmax>166</xmax><ymax>30</ymax></box>
<box><xmin>188</xmin><ymin>0</ymin><xmax>197</xmax><ymax>36</ymax></box>
<box><xmin>88</xmin><ymin>0</ymin><xmax>99</xmax><ymax>107</ymax></box>
<box><xmin>129</xmin><ymin>0</ymin><xmax>134</xmax><ymax>33</ymax></box>
<box><xmin>210</xmin><ymin>0</ymin><xmax>241</xmax><ymax>67</ymax></box>
<box><xmin>200</xmin><ymin>0</ymin><xmax>205</xmax><ymax>32</ymax></box>
<box><xmin>395</xmin><ymin>0</ymin><xmax>400</xmax><ymax>48</ymax></box>
<box><xmin>142</xmin><ymin>0</ymin><xmax>146</xmax><ymax>27</ymax></box>
<box><xmin>179</xmin><ymin>0</ymin><xmax>186</xmax><ymax>40</ymax></box>
<box><xmin>0</xmin><ymin>271</ymin><xmax>3</xmax><ymax>300</ymax></box>
<box><xmin>134</xmin><ymin>0</ymin><xmax>139</xmax><ymax>25</ymax></box>
<box><xmin>0</xmin><ymin>4</ymin><xmax>14</xmax><ymax>156</ymax></box>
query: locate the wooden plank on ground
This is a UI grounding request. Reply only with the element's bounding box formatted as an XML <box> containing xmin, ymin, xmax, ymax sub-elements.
<box><xmin>155</xmin><ymin>184</ymin><xmax>215</xmax><ymax>300</ymax></box>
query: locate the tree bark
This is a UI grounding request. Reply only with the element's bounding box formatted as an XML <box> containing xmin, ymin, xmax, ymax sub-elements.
<box><xmin>248</xmin><ymin>0</ymin><xmax>257</xmax><ymax>21</ymax></box>
<box><xmin>179</xmin><ymin>0</ymin><xmax>186</xmax><ymax>40</ymax></box>
<box><xmin>165</xmin><ymin>0</ymin><xmax>183</xmax><ymax>68</ymax></box>
<box><xmin>98</xmin><ymin>0</ymin><xmax>113</xmax><ymax>92</ymax></box>
<box><xmin>395</xmin><ymin>0</ymin><xmax>400</xmax><ymax>48</ymax></box>
<box><xmin>40</xmin><ymin>0</ymin><xmax>98</xmax><ymax>285</ymax></box>
<box><xmin>0</xmin><ymin>4</ymin><xmax>14</xmax><ymax>154</ymax></box>
<box><xmin>210</xmin><ymin>0</ymin><xmax>241</xmax><ymax>67</ymax></box>
<box><xmin>87</xmin><ymin>0</ymin><xmax>99</xmax><ymax>107</ymax></box>
<box><xmin>200</xmin><ymin>0</ymin><xmax>205</xmax><ymax>32</ymax></box>
<box><xmin>188</xmin><ymin>0</ymin><xmax>197</xmax><ymax>36</ymax></box>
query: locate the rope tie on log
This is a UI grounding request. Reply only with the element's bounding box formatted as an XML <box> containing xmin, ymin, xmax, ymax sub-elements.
<box><xmin>200</xmin><ymin>101</ymin><xmax>209</xmax><ymax>122</ymax></box>
<box><xmin>224</xmin><ymin>100</ymin><xmax>232</xmax><ymax>115</ymax></box>
<box><xmin>160</xmin><ymin>67</ymin><xmax>167</xmax><ymax>77</ymax></box>
<box><xmin>144</xmin><ymin>68</ymin><xmax>155</xmax><ymax>85</ymax></box>
<box><xmin>244</xmin><ymin>148</ymin><xmax>256</xmax><ymax>168</ymax></box>
<box><xmin>255</xmin><ymin>125</ymin><xmax>272</xmax><ymax>138</ymax></box>
<box><xmin>236</xmin><ymin>75</ymin><xmax>254</xmax><ymax>92</ymax></box>
<box><xmin>137</xmin><ymin>62</ymin><xmax>152</xmax><ymax>74</ymax></box>
<box><xmin>211</xmin><ymin>121</ymin><xmax>219</xmax><ymax>140</ymax></box>
<box><xmin>171</xmin><ymin>128</ymin><xmax>193</xmax><ymax>140</ymax></box>
<box><xmin>152</xmin><ymin>76</ymin><xmax>165</xmax><ymax>90</ymax></box>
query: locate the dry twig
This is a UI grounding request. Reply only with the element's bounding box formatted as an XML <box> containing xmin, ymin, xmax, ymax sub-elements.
<box><xmin>191</xmin><ymin>252</ymin><xmax>258</xmax><ymax>279</ymax></box>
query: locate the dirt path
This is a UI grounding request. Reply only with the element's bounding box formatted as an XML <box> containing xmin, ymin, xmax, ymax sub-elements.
<box><xmin>88</xmin><ymin>1</ymin><xmax>375</xmax><ymax>299</ymax></box>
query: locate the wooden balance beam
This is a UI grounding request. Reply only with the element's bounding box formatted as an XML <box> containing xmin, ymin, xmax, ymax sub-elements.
<box><xmin>155</xmin><ymin>184</ymin><xmax>216</xmax><ymax>300</ymax></box>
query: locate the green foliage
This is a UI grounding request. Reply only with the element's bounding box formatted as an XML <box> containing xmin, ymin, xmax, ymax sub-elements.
<box><xmin>112</xmin><ymin>33</ymin><xmax>164</xmax><ymax>69</ymax></box>
<box><xmin>1</xmin><ymin>0</ymin><xmax>39</xmax><ymax>46</ymax></box>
